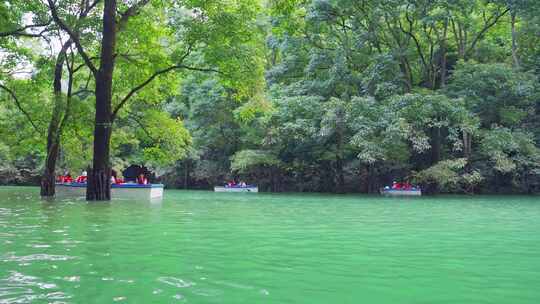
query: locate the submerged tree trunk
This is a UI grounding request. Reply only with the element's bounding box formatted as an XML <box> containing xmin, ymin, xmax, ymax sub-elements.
<box><xmin>86</xmin><ymin>0</ymin><xmax>117</xmax><ymax>201</ymax></box>
<box><xmin>41</xmin><ymin>41</ymin><xmax>71</xmax><ymax>197</ymax></box>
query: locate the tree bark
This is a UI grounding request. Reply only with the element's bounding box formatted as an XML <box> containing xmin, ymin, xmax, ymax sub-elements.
<box><xmin>41</xmin><ymin>40</ymin><xmax>71</xmax><ymax>197</ymax></box>
<box><xmin>86</xmin><ymin>0</ymin><xmax>117</xmax><ymax>201</ymax></box>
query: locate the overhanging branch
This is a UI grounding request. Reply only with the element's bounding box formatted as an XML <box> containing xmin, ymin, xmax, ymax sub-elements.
<box><xmin>111</xmin><ymin>63</ymin><xmax>221</xmax><ymax>120</ymax></box>
<box><xmin>0</xmin><ymin>84</ymin><xmax>40</xmax><ymax>133</ymax></box>
<box><xmin>47</xmin><ymin>0</ymin><xmax>99</xmax><ymax>76</ymax></box>
<box><xmin>0</xmin><ymin>20</ymin><xmax>52</xmax><ymax>38</ymax></box>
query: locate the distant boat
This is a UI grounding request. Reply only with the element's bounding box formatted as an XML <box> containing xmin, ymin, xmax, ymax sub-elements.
<box><xmin>380</xmin><ymin>188</ymin><xmax>422</xmax><ymax>196</ymax></box>
<box><xmin>214</xmin><ymin>185</ymin><xmax>258</xmax><ymax>193</ymax></box>
<box><xmin>55</xmin><ymin>182</ymin><xmax>164</xmax><ymax>199</ymax></box>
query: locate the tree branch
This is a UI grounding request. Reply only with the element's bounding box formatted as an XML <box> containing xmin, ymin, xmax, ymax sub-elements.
<box><xmin>117</xmin><ymin>0</ymin><xmax>151</xmax><ymax>31</ymax></box>
<box><xmin>47</xmin><ymin>0</ymin><xmax>98</xmax><ymax>76</ymax></box>
<box><xmin>126</xmin><ymin>111</ymin><xmax>158</xmax><ymax>144</ymax></box>
<box><xmin>466</xmin><ymin>8</ymin><xmax>510</xmax><ymax>57</ymax></box>
<box><xmin>112</xmin><ymin>64</ymin><xmax>221</xmax><ymax>120</ymax></box>
<box><xmin>0</xmin><ymin>84</ymin><xmax>40</xmax><ymax>133</ymax></box>
<box><xmin>0</xmin><ymin>21</ymin><xmax>52</xmax><ymax>38</ymax></box>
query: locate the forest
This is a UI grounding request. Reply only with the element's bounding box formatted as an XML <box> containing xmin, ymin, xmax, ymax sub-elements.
<box><xmin>1</xmin><ymin>0</ymin><xmax>539</xmax><ymax>197</ymax></box>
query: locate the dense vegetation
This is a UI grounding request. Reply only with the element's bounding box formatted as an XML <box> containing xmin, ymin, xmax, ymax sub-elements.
<box><xmin>1</xmin><ymin>0</ymin><xmax>539</xmax><ymax>196</ymax></box>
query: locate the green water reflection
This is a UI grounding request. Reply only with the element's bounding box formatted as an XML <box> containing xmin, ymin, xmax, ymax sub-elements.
<box><xmin>1</xmin><ymin>187</ymin><xmax>539</xmax><ymax>303</ymax></box>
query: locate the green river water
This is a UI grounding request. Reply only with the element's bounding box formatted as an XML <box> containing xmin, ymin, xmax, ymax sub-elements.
<box><xmin>0</xmin><ymin>187</ymin><xmax>539</xmax><ymax>303</ymax></box>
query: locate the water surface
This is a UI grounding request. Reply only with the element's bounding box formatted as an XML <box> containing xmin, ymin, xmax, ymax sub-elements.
<box><xmin>1</xmin><ymin>187</ymin><xmax>539</xmax><ymax>303</ymax></box>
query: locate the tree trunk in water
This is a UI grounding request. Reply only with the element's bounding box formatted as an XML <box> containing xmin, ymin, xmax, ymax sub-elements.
<box><xmin>86</xmin><ymin>0</ymin><xmax>117</xmax><ymax>201</ymax></box>
<box><xmin>41</xmin><ymin>41</ymin><xmax>71</xmax><ymax>197</ymax></box>
<box><xmin>40</xmin><ymin>143</ymin><xmax>59</xmax><ymax>197</ymax></box>
<box><xmin>41</xmin><ymin>96</ymin><xmax>62</xmax><ymax>197</ymax></box>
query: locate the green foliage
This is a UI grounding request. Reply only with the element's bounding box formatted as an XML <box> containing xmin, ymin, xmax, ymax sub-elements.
<box><xmin>139</xmin><ymin>110</ymin><xmax>192</xmax><ymax>167</ymax></box>
<box><xmin>231</xmin><ymin>150</ymin><xmax>281</xmax><ymax>173</ymax></box>
<box><xmin>447</xmin><ymin>62</ymin><xmax>538</xmax><ymax>127</ymax></box>
<box><xmin>414</xmin><ymin>158</ymin><xmax>485</xmax><ymax>193</ymax></box>
<box><xmin>481</xmin><ymin>126</ymin><xmax>539</xmax><ymax>174</ymax></box>
<box><xmin>414</xmin><ymin>158</ymin><xmax>469</xmax><ymax>191</ymax></box>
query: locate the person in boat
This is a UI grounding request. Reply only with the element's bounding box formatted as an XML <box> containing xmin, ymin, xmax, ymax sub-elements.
<box><xmin>111</xmin><ymin>169</ymin><xmax>118</xmax><ymax>184</ymax></box>
<box><xmin>137</xmin><ymin>173</ymin><xmax>148</xmax><ymax>185</ymax></box>
<box><xmin>239</xmin><ymin>181</ymin><xmax>247</xmax><ymax>187</ymax></box>
<box><xmin>75</xmin><ymin>171</ymin><xmax>87</xmax><ymax>183</ymax></box>
<box><xmin>227</xmin><ymin>180</ymin><xmax>236</xmax><ymax>187</ymax></box>
<box><xmin>403</xmin><ymin>182</ymin><xmax>412</xmax><ymax>190</ymax></box>
<box><xmin>59</xmin><ymin>172</ymin><xmax>73</xmax><ymax>183</ymax></box>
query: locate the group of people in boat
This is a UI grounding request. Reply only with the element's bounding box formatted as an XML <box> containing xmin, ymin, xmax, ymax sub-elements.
<box><xmin>57</xmin><ymin>166</ymin><xmax>150</xmax><ymax>185</ymax></box>
<box><xmin>225</xmin><ymin>180</ymin><xmax>250</xmax><ymax>188</ymax></box>
<box><xmin>383</xmin><ymin>181</ymin><xmax>419</xmax><ymax>191</ymax></box>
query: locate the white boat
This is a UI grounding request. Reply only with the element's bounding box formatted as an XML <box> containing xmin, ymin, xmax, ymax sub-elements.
<box><xmin>214</xmin><ymin>186</ymin><xmax>258</xmax><ymax>193</ymax></box>
<box><xmin>55</xmin><ymin>183</ymin><xmax>164</xmax><ymax>199</ymax></box>
<box><xmin>380</xmin><ymin>188</ymin><xmax>422</xmax><ymax>196</ymax></box>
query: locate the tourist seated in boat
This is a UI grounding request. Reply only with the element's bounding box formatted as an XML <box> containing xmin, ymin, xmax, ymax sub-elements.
<box><xmin>239</xmin><ymin>181</ymin><xmax>247</xmax><ymax>187</ymax></box>
<box><xmin>122</xmin><ymin>164</ymin><xmax>153</xmax><ymax>184</ymax></box>
<box><xmin>75</xmin><ymin>171</ymin><xmax>87</xmax><ymax>183</ymax></box>
<box><xmin>226</xmin><ymin>180</ymin><xmax>236</xmax><ymax>187</ymax></box>
<box><xmin>111</xmin><ymin>169</ymin><xmax>123</xmax><ymax>184</ymax></box>
<box><xmin>137</xmin><ymin>173</ymin><xmax>148</xmax><ymax>185</ymax></box>
<box><xmin>391</xmin><ymin>181</ymin><xmax>402</xmax><ymax>190</ymax></box>
<box><xmin>58</xmin><ymin>172</ymin><xmax>73</xmax><ymax>183</ymax></box>
<box><xmin>388</xmin><ymin>181</ymin><xmax>419</xmax><ymax>191</ymax></box>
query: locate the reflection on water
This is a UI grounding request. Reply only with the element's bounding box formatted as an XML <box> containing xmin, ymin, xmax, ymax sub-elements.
<box><xmin>0</xmin><ymin>187</ymin><xmax>539</xmax><ymax>303</ymax></box>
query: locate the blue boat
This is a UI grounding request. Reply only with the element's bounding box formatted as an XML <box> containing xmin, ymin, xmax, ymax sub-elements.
<box><xmin>380</xmin><ymin>187</ymin><xmax>422</xmax><ymax>196</ymax></box>
<box><xmin>214</xmin><ymin>185</ymin><xmax>258</xmax><ymax>193</ymax></box>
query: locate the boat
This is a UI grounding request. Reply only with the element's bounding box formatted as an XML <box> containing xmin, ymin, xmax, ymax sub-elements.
<box><xmin>55</xmin><ymin>182</ymin><xmax>164</xmax><ymax>199</ymax></box>
<box><xmin>214</xmin><ymin>185</ymin><xmax>258</xmax><ymax>193</ymax></box>
<box><xmin>380</xmin><ymin>188</ymin><xmax>422</xmax><ymax>197</ymax></box>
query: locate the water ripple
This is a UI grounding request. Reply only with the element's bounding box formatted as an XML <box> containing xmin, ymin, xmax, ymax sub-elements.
<box><xmin>2</xmin><ymin>253</ymin><xmax>75</xmax><ymax>262</ymax></box>
<box><xmin>157</xmin><ymin>277</ymin><xmax>195</xmax><ymax>288</ymax></box>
